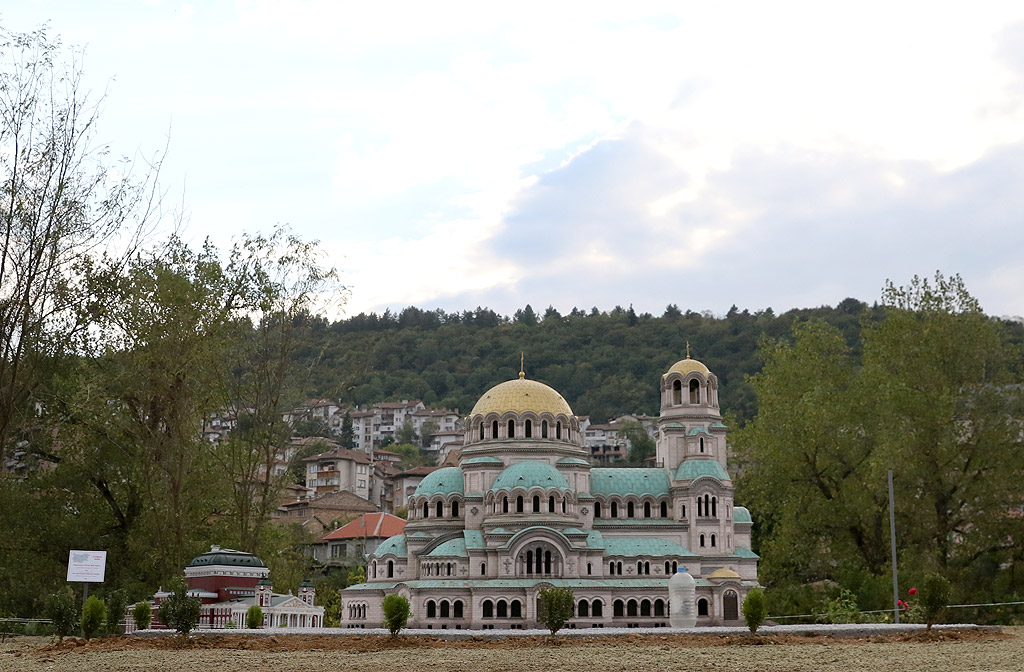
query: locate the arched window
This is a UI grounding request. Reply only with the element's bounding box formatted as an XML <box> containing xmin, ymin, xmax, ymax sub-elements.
<box><xmin>609</xmin><ymin>562</ymin><xmax>615</xmax><ymax>575</ymax></box>
<box><xmin>592</xmin><ymin>599</ymin><xmax>603</xmax><ymax>617</ymax></box>
<box><xmin>535</xmin><ymin>546</ymin><xmax>542</xmax><ymax>574</ymax></box>
<box><xmin>644</xmin><ymin>561</ymin><xmax>650</xmax><ymax>575</ymax></box>
<box><xmin>426</xmin><ymin>600</ymin><xmax>436</xmax><ymax>618</ymax></box>
<box><xmin>673</xmin><ymin>379</ymin><xmax>682</xmax><ymax>405</ymax></box>
<box><xmin>689</xmin><ymin>379</ymin><xmax>700</xmax><ymax>404</ymax></box>
<box><xmin>497</xmin><ymin>600</ymin><xmax>508</xmax><ymax>618</ymax></box>
<box><xmin>423</xmin><ymin>501</ymin><xmax>429</xmax><ymax>518</ymax></box>
<box><xmin>697</xmin><ymin>598</ymin><xmax>709</xmax><ymax>617</ymax></box>
<box><xmin>704</xmin><ymin>494</ymin><xmax>710</xmax><ymax>516</ymax></box>
<box><xmin>587</xmin><ymin>562</ymin><xmax>592</xmax><ymax>575</ymax></box>
<box><xmin>492</xmin><ymin>420</ymin><xmax>499</xmax><ymax>438</ymax></box>
<box><xmin>525</xmin><ymin>419</ymin><xmax>532</xmax><ymax>438</ymax></box>
<box><xmin>454</xmin><ymin>600</ymin><xmax>463</xmax><ymax>618</ymax></box>
<box><xmin>697</xmin><ymin>497</ymin><xmax>703</xmax><ymax>517</ymax></box>
<box><xmin>544</xmin><ymin>551</ymin><xmax>552</xmax><ymax>574</ymax></box>
<box><xmin>613</xmin><ymin>600</ymin><xmax>624</xmax><ymax>617</ymax></box>
<box><xmin>664</xmin><ymin>561</ymin><xmax>670</xmax><ymax>575</ymax></box>
<box><xmin>516</xmin><ymin>496</ymin><xmax>524</xmax><ymax>513</ymax></box>
<box><xmin>711</xmin><ymin>534</ymin><xmax>716</xmax><ymax>547</ymax></box>
<box><xmin>594</xmin><ymin>502</ymin><xmax>602</xmax><ymax>518</ymax></box>
<box><xmin>503</xmin><ymin>497</ymin><xmax>509</xmax><ymax>513</ymax></box>
<box><xmin>542</xmin><ymin>420</ymin><xmax>548</xmax><ymax>438</ymax></box>
<box><xmin>699</xmin><ymin>437</ymin><xmax>704</xmax><ymax>452</ymax></box>
<box><xmin>533</xmin><ymin>495</ymin><xmax>540</xmax><ymax>512</ymax></box>
<box><xmin>681</xmin><ymin>504</ymin><xmax>686</xmax><ymax>518</ymax></box>
<box><xmin>637</xmin><ymin>561</ymin><xmax>643</xmax><ymax>575</ymax></box>
<box><xmin>641</xmin><ymin>599</ymin><xmax>651</xmax><ymax>617</ymax></box>
<box><xmin>617</xmin><ymin>561</ymin><xmax>623</xmax><ymax>574</ymax></box>
<box><xmin>643</xmin><ymin>502</ymin><xmax>651</xmax><ymax>518</ymax></box>
<box><xmin>447</xmin><ymin>563</ymin><xmax>452</xmax><ymax>576</ymax></box>
<box><xmin>387</xmin><ymin>560</ymin><xmax>394</xmax><ymax>578</ymax></box>
<box><xmin>627</xmin><ymin>600</ymin><xmax>638</xmax><ymax>617</ymax></box>
<box><xmin>661</xmin><ymin>501</ymin><xmax>668</xmax><ymax>518</ymax></box>
<box><xmin>526</xmin><ymin>550</ymin><xmax>533</xmax><ymax>574</ymax></box>
<box><xmin>654</xmin><ymin>599</ymin><xmax>665</xmax><ymax>617</ymax></box>
<box><xmin>480</xmin><ymin>562</ymin><xmax>486</xmax><ymax>575</ymax></box>
<box><xmin>712</xmin><ymin>497</ymin><xmax>717</xmax><ymax>517</ymax></box>
<box><xmin>578</xmin><ymin>600</ymin><xmax>589</xmax><ymax>618</ymax></box>
<box><xmin>483</xmin><ymin>600</ymin><xmax>493</xmax><ymax>618</ymax></box>
<box><xmin>479</xmin><ymin>422</ymin><xmax>484</xmax><ymax>440</ymax></box>
<box><xmin>562</xmin><ymin>498</ymin><xmax>566</xmax><ymax>513</ymax></box>
<box><xmin>700</xmin><ymin>534</ymin><xmax>706</xmax><ymax>547</ymax></box>
<box><xmin>452</xmin><ymin>501</ymin><xmax>460</xmax><ymax>517</ymax></box>
<box><xmin>436</xmin><ymin>501</ymin><xmax>443</xmax><ymax>518</ymax></box>
<box><xmin>611</xmin><ymin>502</ymin><xmax>618</xmax><ymax>518</ymax></box>
<box><xmin>549</xmin><ymin>495</ymin><xmax>555</xmax><ymax>512</ymax></box>
<box><xmin>508</xmin><ymin>419</ymin><xmax>515</xmax><ymax>438</ymax></box>
<box><xmin>627</xmin><ymin>502</ymin><xmax>635</xmax><ymax>518</ymax></box>
<box><xmin>511</xmin><ymin>600</ymin><xmax>522</xmax><ymax>618</ymax></box>
<box><xmin>556</xmin><ymin>421</ymin><xmax>562</xmax><ymax>440</ymax></box>
<box><xmin>440</xmin><ymin>601</ymin><xmax>450</xmax><ymax>618</ymax></box>
<box><xmin>672</xmin><ymin>561</ymin><xmax>678</xmax><ymax>573</ymax></box>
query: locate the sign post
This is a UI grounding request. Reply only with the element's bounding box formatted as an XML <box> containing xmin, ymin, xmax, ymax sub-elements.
<box><xmin>67</xmin><ymin>550</ymin><xmax>107</xmax><ymax>604</ymax></box>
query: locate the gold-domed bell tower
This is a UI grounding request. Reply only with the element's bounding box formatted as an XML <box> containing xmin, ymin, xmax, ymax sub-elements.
<box><xmin>656</xmin><ymin>345</ymin><xmax>723</xmax><ymax>473</ymax></box>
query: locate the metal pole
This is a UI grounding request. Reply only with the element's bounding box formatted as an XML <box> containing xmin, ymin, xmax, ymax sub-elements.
<box><xmin>888</xmin><ymin>469</ymin><xmax>899</xmax><ymax>624</ymax></box>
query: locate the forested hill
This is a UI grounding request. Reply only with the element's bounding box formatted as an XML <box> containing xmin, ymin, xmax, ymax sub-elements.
<box><xmin>300</xmin><ymin>299</ymin><xmax>880</xmax><ymax>425</ymax></box>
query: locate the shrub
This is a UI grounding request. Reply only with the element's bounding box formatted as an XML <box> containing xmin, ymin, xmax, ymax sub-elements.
<box><xmin>246</xmin><ymin>604</ymin><xmax>263</xmax><ymax>629</ymax></box>
<box><xmin>158</xmin><ymin>580</ymin><xmax>201</xmax><ymax>636</ymax></box>
<box><xmin>537</xmin><ymin>587</ymin><xmax>575</xmax><ymax>635</ymax></box>
<box><xmin>818</xmin><ymin>588</ymin><xmax>860</xmax><ymax>624</ymax></box>
<box><xmin>47</xmin><ymin>589</ymin><xmax>78</xmax><ymax>642</ymax></box>
<box><xmin>225</xmin><ymin>620</ymin><xmax>236</xmax><ymax>629</ymax></box>
<box><xmin>382</xmin><ymin>594</ymin><xmax>410</xmax><ymax>636</ymax></box>
<box><xmin>105</xmin><ymin>590</ymin><xmax>128</xmax><ymax>636</ymax></box>
<box><xmin>742</xmin><ymin>588</ymin><xmax>768</xmax><ymax>633</ymax></box>
<box><xmin>920</xmin><ymin>573</ymin><xmax>952</xmax><ymax>631</ymax></box>
<box><xmin>81</xmin><ymin>595</ymin><xmax>107</xmax><ymax>640</ymax></box>
<box><xmin>131</xmin><ymin>602</ymin><xmax>152</xmax><ymax>631</ymax></box>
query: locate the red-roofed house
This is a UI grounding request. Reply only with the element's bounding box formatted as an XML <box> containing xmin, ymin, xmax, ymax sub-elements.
<box><xmin>312</xmin><ymin>512</ymin><xmax>407</xmax><ymax>564</ymax></box>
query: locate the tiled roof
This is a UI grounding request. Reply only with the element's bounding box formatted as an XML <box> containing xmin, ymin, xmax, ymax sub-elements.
<box><xmin>425</xmin><ymin>537</ymin><xmax>467</xmax><ymax>558</ymax></box>
<box><xmin>321</xmin><ymin>513</ymin><xmax>406</xmax><ymax>541</ymax></box>
<box><xmin>371</xmin><ymin>534</ymin><xmax>408</xmax><ymax>558</ymax></box>
<box><xmin>589</xmin><ymin>468</ymin><xmax>671</xmax><ymax>497</ymax></box>
<box><xmin>463</xmin><ymin>456</ymin><xmax>504</xmax><ymax>465</ymax></box>
<box><xmin>674</xmin><ymin>459</ymin><xmax>730</xmax><ymax>482</ymax></box>
<box><xmin>602</xmin><ymin>537</ymin><xmax>694</xmax><ymax>558</ymax></box>
<box><xmin>490</xmin><ymin>461</ymin><xmax>570</xmax><ymax>492</ymax></box>
<box><xmin>413</xmin><ymin>467</ymin><xmax>465</xmax><ymax>497</ymax></box>
<box><xmin>303</xmin><ymin>446</ymin><xmax>371</xmax><ymax>465</ymax></box>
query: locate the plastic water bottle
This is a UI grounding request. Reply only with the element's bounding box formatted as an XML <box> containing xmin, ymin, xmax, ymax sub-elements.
<box><xmin>669</xmin><ymin>566</ymin><xmax>697</xmax><ymax>628</ymax></box>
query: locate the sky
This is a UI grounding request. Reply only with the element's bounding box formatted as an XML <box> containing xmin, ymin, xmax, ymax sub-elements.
<box><xmin>4</xmin><ymin>1</ymin><xmax>1024</xmax><ymax>320</ymax></box>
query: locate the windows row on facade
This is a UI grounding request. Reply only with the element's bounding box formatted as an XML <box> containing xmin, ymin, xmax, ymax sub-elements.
<box><xmin>591</xmin><ymin>494</ymin><xmax>727</xmax><ymax>520</ymax></box>
<box><xmin>470</xmin><ymin>415</ymin><xmax>578</xmax><ymax>443</ymax></box>
<box><xmin>664</xmin><ymin>377</ymin><xmax>719</xmax><ymax>406</ymax></box>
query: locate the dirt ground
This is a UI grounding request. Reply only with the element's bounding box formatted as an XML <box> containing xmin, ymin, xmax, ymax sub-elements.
<box><xmin>2</xmin><ymin>627</ymin><xmax>1021</xmax><ymax>672</ymax></box>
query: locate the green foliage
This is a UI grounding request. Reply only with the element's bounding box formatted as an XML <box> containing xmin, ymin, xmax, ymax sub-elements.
<box><xmin>396</xmin><ymin>419</ymin><xmax>419</xmax><ymax>445</ymax></box>
<box><xmin>621</xmin><ymin>421</ymin><xmax>655</xmax><ymax>464</ymax></box>
<box><xmin>419</xmin><ymin>419</ymin><xmax>440</xmax><ymax>448</ymax></box>
<box><xmin>104</xmin><ymin>589</ymin><xmax>128</xmax><ymax>636</ymax></box>
<box><xmin>818</xmin><ymin>588</ymin><xmax>860</xmax><ymax>624</ymax></box>
<box><xmin>347</xmin><ymin>565</ymin><xmax>366</xmax><ymax>586</ymax></box>
<box><xmin>246</xmin><ymin>604</ymin><xmax>263</xmax><ymax>629</ymax></box>
<box><xmin>919</xmin><ymin>573</ymin><xmax>952</xmax><ymax>630</ymax></box>
<box><xmin>537</xmin><ymin>587</ymin><xmax>575</xmax><ymax>635</ymax></box>
<box><xmin>158</xmin><ymin>580</ymin><xmax>201</xmax><ymax>636</ymax></box>
<box><xmin>742</xmin><ymin>588</ymin><xmax>768</xmax><ymax>633</ymax></box>
<box><xmin>315</xmin><ymin>582</ymin><xmax>342</xmax><ymax>627</ymax></box>
<box><xmin>131</xmin><ymin>602</ymin><xmax>152</xmax><ymax>631</ymax></box>
<box><xmin>735</xmin><ymin>273</ymin><xmax>1024</xmax><ymax>606</ymax></box>
<box><xmin>46</xmin><ymin>589</ymin><xmax>78</xmax><ymax>641</ymax></box>
<box><xmin>390</xmin><ymin>443</ymin><xmax>431</xmax><ymax>469</ymax></box>
<box><xmin>80</xmin><ymin>595</ymin><xmax>107</xmax><ymax>639</ymax></box>
<box><xmin>382</xmin><ymin>593</ymin><xmax>410</xmax><ymax>636</ymax></box>
<box><xmin>393</xmin><ymin>506</ymin><xmax>409</xmax><ymax>520</ymax></box>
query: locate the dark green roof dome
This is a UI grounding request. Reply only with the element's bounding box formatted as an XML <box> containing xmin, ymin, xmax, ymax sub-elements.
<box><xmin>188</xmin><ymin>546</ymin><xmax>267</xmax><ymax>568</ymax></box>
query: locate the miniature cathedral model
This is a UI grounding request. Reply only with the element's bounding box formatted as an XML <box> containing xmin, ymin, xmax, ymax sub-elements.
<box><xmin>341</xmin><ymin>355</ymin><xmax>758</xmax><ymax>627</ymax></box>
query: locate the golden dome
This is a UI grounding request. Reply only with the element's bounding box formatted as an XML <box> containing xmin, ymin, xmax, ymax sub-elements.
<box><xmin>664</xmin><ymin>357</ymin><xmax>711</xmax><ymax>378</ymax></box>
<box><xmin>470</xmin><ymin>376</ymin><xmax>573</xmax><ymax>418</ymax></box>
<box><xmin>709</xmin><ymin>568</ymin><xmax>740</xmax><ymax>579</ymax></box>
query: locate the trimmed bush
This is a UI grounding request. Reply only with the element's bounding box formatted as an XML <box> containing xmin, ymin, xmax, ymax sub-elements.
<box><xmin>105</xmin><ymin>590</ymin><xmax>127</xmax><ymax>636</ymax></box>
<box><xmin>920</xmin><ymin>573</ymin><xmax>952</xmax><ymax>631</ymax></box>
<box><xmin>46</xmin><ymin>590</ymin><xmax>78</xmax><ymax>642</ymax></box>
<box><xmin>81</xmin><ymin>595</ymin><xmax>107</xmax><ymax>640</ymax></box>
<box><xmin>158</xmin><ymin>580</ymin><xmax>201</xmax><ymax>636</ymax></box>
<box><xmin>537</xmin><ymin>587</ymin><xmax>575</xmax><ymax>635</ymax></box>
<box><xmin>246</xmin><ymin>604</ymin><xmax>263</xmax><ymax>629</ymax></box>
<box><xmin>382</xmin><ymin>594</ymin><xmax>410</xmax><ymax>636</ymax></box>
<box><xmin>742</xmin><ymin>588</ymin><xmax>768</xmax><ymax>633</ymax></box>
<box><xmin>132</xmin><ymin>601</ymin><xmax>152</xmax><ymax>631</ymax></box>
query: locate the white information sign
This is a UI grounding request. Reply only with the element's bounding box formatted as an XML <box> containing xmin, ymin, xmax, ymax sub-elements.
<box><xmin>67</xmin><ymin>550</ymin><xmax>107</xmax><ymax>583</ymax></box>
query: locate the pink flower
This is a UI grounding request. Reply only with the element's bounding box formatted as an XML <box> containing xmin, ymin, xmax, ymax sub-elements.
<box><xmin>897</xmin><ymin>599</ymin><xmax>904</xmax><ymax>607</ymax></box>
<box><xmin>908</xmin><ymin>588</ymin><xmax>917</xmax><ymax>596</ymax></box>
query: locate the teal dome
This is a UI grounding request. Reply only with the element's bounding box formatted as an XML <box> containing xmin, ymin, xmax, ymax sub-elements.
<box><xmin>188</xmin><ymin>546</ymin><xmax>266</xmax><ymax>568</ymax></box>
<box><xmin>413</xmin><ymin>467</ymin><xmax>464</xmax><ymax>498</ymax></box>
<box><xmin>372</xmin><ymin>534</ymin><xmax>408</xmax><ymax>558</ymax></box>
<box><xmin>490</xmin><ymin>461</ymin><xmax>569</xmax><ymax>492</ymax></box>
<box><xmin>733</xmin><ymin>506</ymin><xmax>752</xmax><ymax>523</ymax></box>
<box><xmin>674</xmin><ymin>459</ymin><xmax>730</xmax><ymax>482</ymax></box>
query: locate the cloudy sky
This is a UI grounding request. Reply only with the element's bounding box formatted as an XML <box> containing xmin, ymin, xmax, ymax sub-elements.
<box><xmin>5</xmin><ymin>1</ymin><xmax>1024</xmax><ymax>319</ymax></box>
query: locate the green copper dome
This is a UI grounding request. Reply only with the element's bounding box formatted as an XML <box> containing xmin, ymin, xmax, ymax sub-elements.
<box><xmin>733</xmin><ymin>506</ymin><xmax>752</xmax><ymax>523</ymax></box>
<box><xmin>188</xmin><ymin>546</ymin><xmax>266</xmax><ymax>568</ymax></box>
<box><xmin>490</xmin><ymin>461</ymin><xmax>569</xmax><ymax>492</ymax></box>
<box><xmin>674</xmin><ymin>459</ymin><xmax>730</xmax><ymax>482</ymax></box>
<box><xmin>590</xmin><ymin>468</ymin><xmax>671</xmax><ymax>497</ymax></box>
<box><xmin>372</xmin><ymin>534</ymin><xmax>408</xmax><ymax>558</ymax></box>
<box><xmin>413</xmin><ymin>467</ymin><xmax>465</xmax><ymax>498</ymax></box>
